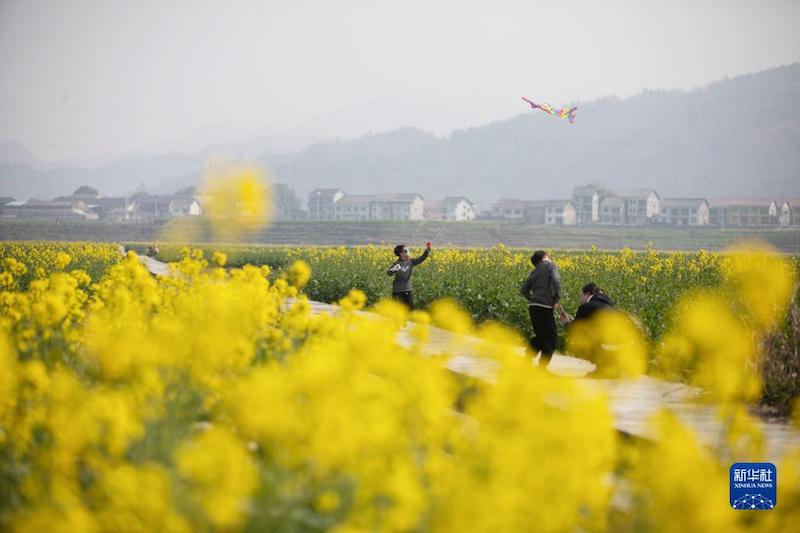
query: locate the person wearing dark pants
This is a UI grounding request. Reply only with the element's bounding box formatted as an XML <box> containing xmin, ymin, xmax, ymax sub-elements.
<box><xmin>393</xmin><ymin>290</ymin><xmax>414</xmax><ymax>309</ymax></box>
<box><xmin>520</xmin><ymin>250</ymin><xmax>563</xmax><ymax>367</ymax></box>
<box><xmin>387</xmin><ymin>242</ymin><xmax>431</xmax><ymax>309</ymax></box>
<box><xmin>528</xmin><ymin>305</ymin><xmax>558</xmax><ymax>357</ymax></box>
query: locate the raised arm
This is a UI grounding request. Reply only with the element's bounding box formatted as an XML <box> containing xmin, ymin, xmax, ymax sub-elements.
<box><xmin>411</xmin><ymin>247</ymin><xmax>429</xmax><ymax>266</ymax></box>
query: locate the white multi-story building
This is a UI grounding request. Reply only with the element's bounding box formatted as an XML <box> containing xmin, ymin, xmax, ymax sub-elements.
<box><xmin>598</xmin><ymin>197</ymin><xmax>626</xmax><ymax>225</ymax></box>
<box><xmin>491</xmin><ymin>199</ymin><xmax>529</xmax><ymax>221</ymax></box>
<box><xmin>307</xmin><ymin>189</ymin><xmax>345</xmax><ymax>221</ymax></box>
<box><xmin>659</xmin><ymin>198</ymin><xmax>710</xmax><ymax>226</ymax></box>
<box><xmin>325</xmin><ymin>192</ymin><xmax>425</xmax><ymax>221</ymax></box>
<box><xmin>708</xmin><ymin>198</ymin><xmax>778</xmax><ymax>227</ymax></box>
<box><xmin>1</xmin><ymin>199</ymin><xmax>98</xmax><ymax>220</ymax></box>
<box><xmin>572</xmin><ymin>185</ymin><xmax>605</xmax><ymax>225</ymax></box>
<box><xmin>785</xmin><ymin>199</ymin><xmax>800</xmax><ymax>226</ymax></box>
<box><xmin>624</xmin><ymin>189</ymin><xmax>661</xmax><ymax>225</ymax></box>
<box><xmin>543</xmin><ymin>200</ymin><xmax>577</xmax><ymax>225</ymax></box>
<box><xmin>525</xmin><ymin>200</ymin><xmax>577</xmax><ymax>225</ymax></box>
<box><xmin>439</xmin><ymin>197</ymin><xmax>476</xmax><ymax>221</ymax></box>
<box><xmin>370</xmin><ymin>193</ymin><xmax>424</xmax><ymax>220</ymax></box>
<box><xmin>169</xmin><ymin>198</ymin><xmax>202</xmax><ymax>217</ymax></box>
<box><xmin>333</xmin><ymin>195</ymin><xmax>373</xmax><ymax>221</ymax></box>
<box><xmin>93</xmin><ymin>198</ymin><xmax>137</xmax><ymax>221</ymax></box>
<box><xmin>778</xmin><ymin>200</ymin><xmax>792</xmax><ymax>226</ymax></box>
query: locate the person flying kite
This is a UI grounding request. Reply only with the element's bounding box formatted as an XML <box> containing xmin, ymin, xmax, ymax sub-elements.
<box><xmin>522</xmin><ymin>97</ymin><xmax>577</xmax><ymax>124</ymax></box>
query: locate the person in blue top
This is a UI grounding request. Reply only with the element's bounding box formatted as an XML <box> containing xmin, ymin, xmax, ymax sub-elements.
<box><xmin>387</xmin><ymin>242</ymin><xmax>431</xmax><ymax>309</ymax></box>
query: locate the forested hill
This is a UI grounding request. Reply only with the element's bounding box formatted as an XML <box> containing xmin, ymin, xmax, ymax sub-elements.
<box><xmin>265</xmin><ymin>63</ymin><xmax>800</xmax><ymax>201</ymax></box>
<box><xmin>2</xmin><ymin>63</ymin><xmax>799</xmax><ymax>202</ymax></box>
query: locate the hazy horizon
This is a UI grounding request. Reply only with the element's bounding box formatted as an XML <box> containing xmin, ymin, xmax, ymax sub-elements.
<box><xmin>2</xmin><ymin>0</ymin><xmax>800</xmax><ymax>165</ymax></box>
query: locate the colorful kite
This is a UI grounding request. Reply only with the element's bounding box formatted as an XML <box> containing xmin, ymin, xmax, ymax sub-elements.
<box><xmin>522</xmin><ymin>97</ymin><xmax>577</xmax><ymax>124</ymax></box>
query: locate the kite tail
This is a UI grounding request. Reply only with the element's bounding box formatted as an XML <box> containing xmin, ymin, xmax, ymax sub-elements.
<box><xmin>568</xmin><ymin>107</ymin><xmax>578</xmax><ymax>124</ymax></box>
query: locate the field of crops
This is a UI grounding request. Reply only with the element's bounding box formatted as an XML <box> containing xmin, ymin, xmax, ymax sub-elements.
<box><xmin>156</xmin><ymin>243</ymin><xmax>797</xmax><ymax>342</ymax></box>
<box><xmin>1</xmin><ymin>241</ymin><xmax>800</xmax><ymax>530</ymax></box>
<box><xmin>0</xmin><ymin>241</ymin><xmax>122</xmax><ymax>290</ymax></box>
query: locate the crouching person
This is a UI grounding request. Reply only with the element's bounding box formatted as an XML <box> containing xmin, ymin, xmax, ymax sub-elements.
<box><xmin>558</xmin><ymin>283</ymin><xmax>614</xmax><ymax>327</ymax></box>
<box><xmin>560</xmin><ymin>283</ymin><xmax>646</xmax><ymax>377</ymax></box>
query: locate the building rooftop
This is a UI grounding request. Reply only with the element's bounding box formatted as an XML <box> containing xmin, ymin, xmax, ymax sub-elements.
<box><xmin>627</xmin><ymin>189</ymin><xmax>660</xmax><ymax>199</ymax></box>
<box><xmin>374</xmin><ymin>193</ymin><xmax>423</xmax><ymax>202</ymax></box>
<box><xmin>441</xmin><ymin>196</ymin><xmax>473</xmax><ymax>207</ymax></box>
<box><xmin>309</xmin><ymin>188</ymin><xmax>344</xmax><ymax>199</ymax></box>
<box><xmin>335</xmin><ymin>195</ymin><xmax>375</xmax><ymax>206</ymax></box>
<box><xmin>708</xmin><ymin>198</ymin><xmax>777</xmax><ymax>208</ymax></box>
<box><xmin>600</xmin><ymin>197</ymin><xmax>625</xmax><ymax>208</ymax></box>
<box><xmin>661</xmin><ymin>198</ymin><xmax>709</xmax><ymax>209</ymax></box>
<box><xmin>492</xmin><ymin>198</ymin><xmax>530</xmax><ymax>209</ymax></box>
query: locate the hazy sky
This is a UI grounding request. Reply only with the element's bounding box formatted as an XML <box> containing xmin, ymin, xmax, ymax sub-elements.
<box><xmin>1</xmin><ymin>0</ymin><xmax>799</xmax><ymax>163</ymax></box>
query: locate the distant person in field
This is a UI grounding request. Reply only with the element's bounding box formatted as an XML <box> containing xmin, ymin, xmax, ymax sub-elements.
<box><xmin>387</xmin><ymin>242</ymin><xmax>431</xmax><ymax>309</ymax></box>
<box><xmin>558</xmin><ymin>282</ymin><xmax>615</xmax><ymax>327</ymax></box>
<box><xmin>520</xmin><ymin>250</ymin><xmax>564</xmax><ymax>367</ymax></box>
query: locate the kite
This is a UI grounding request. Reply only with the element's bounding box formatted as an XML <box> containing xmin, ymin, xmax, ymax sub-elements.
<box><xmin>522</xmin><ymin>97</ymin><xmax>577</xmax><ymax>124</ymax></box>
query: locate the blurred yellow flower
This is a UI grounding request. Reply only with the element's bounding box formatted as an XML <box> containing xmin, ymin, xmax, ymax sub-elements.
<box><xmin>201</xmin><ymin>166</ymin><xmax>273</xmax><ymax>240</ymax></box>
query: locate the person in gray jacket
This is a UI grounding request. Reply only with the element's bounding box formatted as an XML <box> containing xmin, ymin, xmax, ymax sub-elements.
<box><xmin>520</xmin><ymin>250</ymin><xmax>564</xmax><ymax>366</ymax></box>
<box><xmin>387</xmin><ymin>242</ymin><xmax>431</xmax><ymax>309</ymax></box>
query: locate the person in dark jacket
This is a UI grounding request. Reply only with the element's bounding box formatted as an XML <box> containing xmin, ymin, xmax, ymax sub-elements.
<box><xmin>559</xmin><ymin>282</ymin><xmax>615</xmax><ymax>327</ymax></box>
<box><xmin>520</xmin><ymin>250</ymin><xmax>564</xmax><ymax>366</ymax></box>
<box><xmin>387</xmin><ymin>242</ymin><xmax>431</xmax><ymax>309</ymax></box>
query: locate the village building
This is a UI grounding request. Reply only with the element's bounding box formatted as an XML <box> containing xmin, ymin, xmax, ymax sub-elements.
<box><xmin>322</xmin><ymin>192</ymin><xmax>425</xmax><ymax>221</ymax></box>
<box><xmin>370</xmin><ymin>193</ymin><xmax>425</xmax><ymax>220</ymax></box>
<box><xmin>778</xmin><ymin>200</ymin><xmax>792</xmax><ymax>227</ymax></box>
<box><xmin>598</xmin><ymin>196</ymin><xmax>626</xmax><ymax>225</ymax></box>
<box><xmin>524</xmin><ymin>200</ymin><xmax>577</xmax><ymax>225</ymax></box>
<box><xmin>439</xmin><ymin>197</ymin><xmax>476</xmax><ymax>221</ymax></box>
<box><xmin>708</xmin><ymin>198</ymin><xmax>778</xmax><ymax>227</ymax></box>
<box><xmin>571</xmin><ymin>185</ymin><xmax>607</xmax><ymax>225</ymax></box>
<box><xmin>1</xmin><ymin>199</ymin><xmax>98</xmax><ymax>220</ymax></box>
<box><xmin>131</xmin><ymin>196</ymin><xmax>169</xmax><ymax>222</ymax></box>
<box><xmin>307</xmin><ymin>189</ymin><xmax>345</xmax><ymax>221</ymax></box>
<box><xmin>168</xmin><ymin>197</ymin><xmax>202</xmax><ymax>217</ymax></box>
<box><xmin>545</xmin><ymin>200</ymin><xmax>577</xmax><ymax>225</ymax></box>
<box><xmin>659</xmin><ymin>198</ymin><xmax>710</xmax><ymax>226</ymax></box>
<box><xmin>491</xmin><ymin>199</ymin><xmax>529</xmax><ymax>221</ymax></box>
<box><xmin>130</xmin><ymin>195</ymin><xmax>200</xmax><ymax>222</ymax></box>
<box><xmin>786</xmin><ymin>199</ymin><xmax>800</xmax><ymax>226</ymax></box>
<box><xmin>423</xmin><ymin>200</ymin><xmax>442</xmax><ymax>221</ymax></box>
<box><xmin>624</xmin><ymin>189</ymin><xmax>661</xmax><ymax>225</ymax></box>
<box><xmin>0</xmin><ymin>197</ymin><xmax>15</xmax><ymax>216</ymax></box>
<box><xmin>333</xmin><ymin>195</ymin><xmax>373</xmax><ymax>221</ymax></box>
<box><xmin>93</xmin><ymin>197</ymin><xmax>136</xmax><ymax>221</ymax></box>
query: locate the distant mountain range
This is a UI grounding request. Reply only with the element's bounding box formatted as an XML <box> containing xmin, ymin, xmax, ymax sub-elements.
<box><xmin>2</xmin><ymin>63</ymin><xmax>799</xmax><ymax>203</ymax></box>
<box><xmin>0</xmin><ymin>135</ymin><xmax>319</xmax><ymax>200</ymax></box>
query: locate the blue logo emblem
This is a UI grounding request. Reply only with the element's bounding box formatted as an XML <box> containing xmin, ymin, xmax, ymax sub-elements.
<box><xmin>730</xmin><ymin>463</ymin><xmax>776</xmax><ymax>510</ymax></box>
